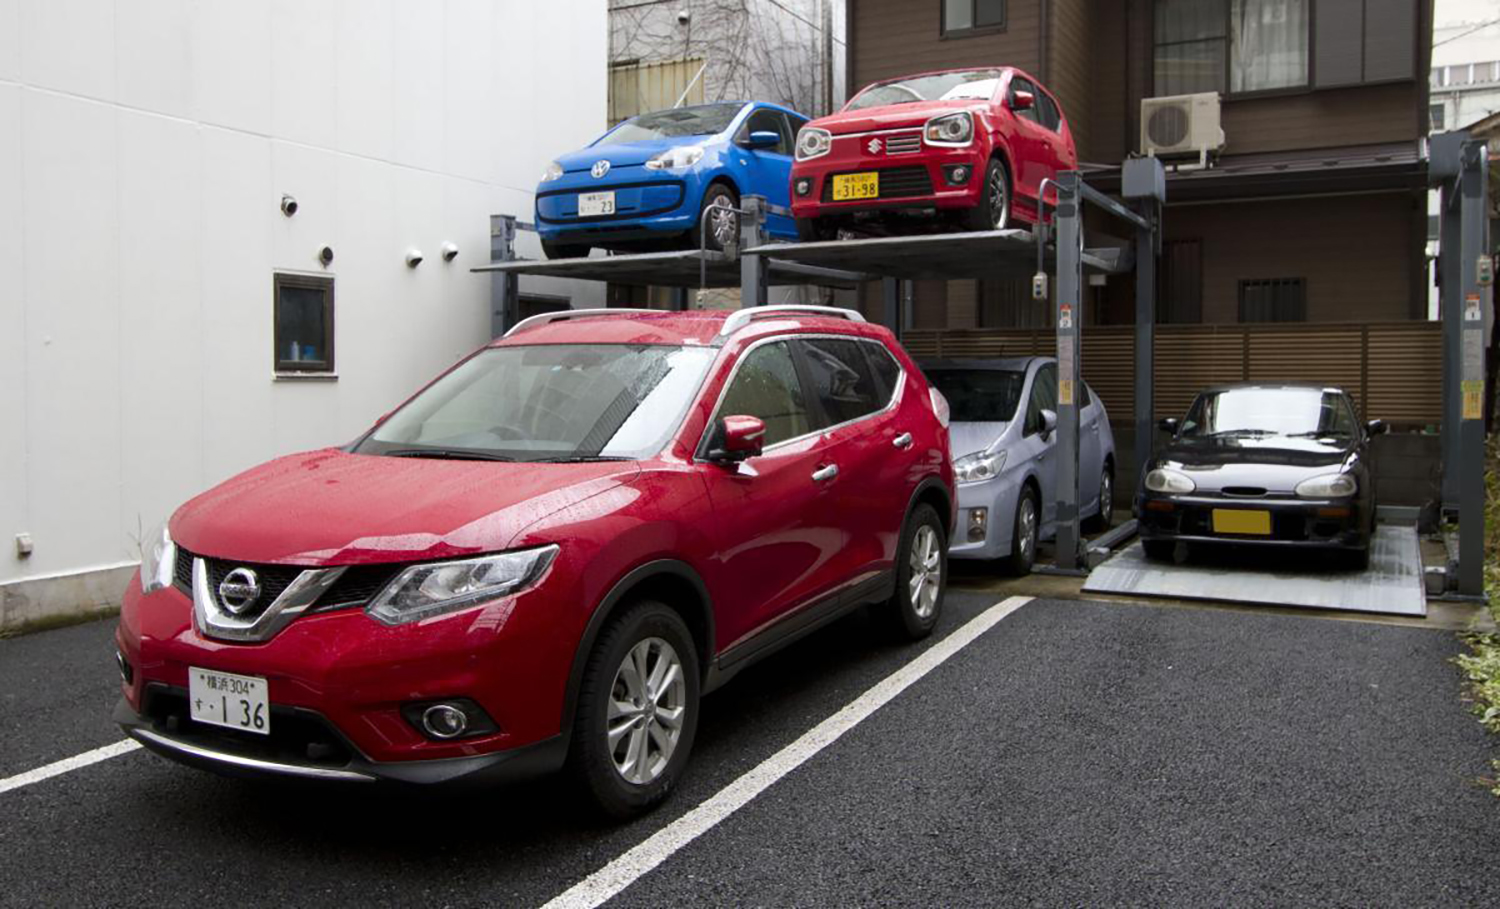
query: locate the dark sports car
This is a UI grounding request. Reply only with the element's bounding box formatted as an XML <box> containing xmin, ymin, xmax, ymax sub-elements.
<box><xmin>1135</xmin><ymin>384</ymin><xmax>1384</xmax><ymax>569</ymax></box>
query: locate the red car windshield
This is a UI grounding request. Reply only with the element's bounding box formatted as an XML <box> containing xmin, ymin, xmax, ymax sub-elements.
<box><xmin>845</xmin><ymin>70</ymin><xmax>1005</xmax><ymax>110</ymax></box>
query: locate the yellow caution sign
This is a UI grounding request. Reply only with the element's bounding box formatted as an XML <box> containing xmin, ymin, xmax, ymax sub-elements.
<box><xmin>1059</xmin><ymin>378</ymin><xmax>1075</xmax><ymax>406</ymax></box>
<box><xmin>1462</xmin><ymin>380</ymin><xmax>1484</xmax><ymax>420</ymax></box>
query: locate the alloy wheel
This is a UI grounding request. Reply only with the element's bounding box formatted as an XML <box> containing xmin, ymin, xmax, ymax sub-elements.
<box><xmin>908</xmin><ymin>524</ymin><xmax>942</xmax><ymax>619</ymax></box>
<box><xmin>709</xmin><ymin>197</ymin><xmax>738</xmax><ymax>247</ymax></box>
<box><xmin>1099</xmin><ymin>470</ymin><xmax>1114</xmax><ymax>526</ymax></box>
<box><xmin>607</xmin><ymin>637</ymin><xmax>686</xmax><ymax>785</ymax></box>
<box><xmin>989</xmin><ymin>167</ymin><xmax>1009</xmax><ymax>230</ymax></box>
<box><xmin>1019</xmin><ymin>496</ymin><xmax>1037</xmax><ymax>561</ymax></box>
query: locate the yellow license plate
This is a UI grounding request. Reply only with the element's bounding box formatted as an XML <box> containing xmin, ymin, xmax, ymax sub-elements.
<box><xmin>1212</xmin><ymin>509</ymin><xmax>1272</xmax><ymax>535</ymax></box>
<box><xmin>832</xmin><ymin>172</ymin><xmax>879</xmax><ymax>201</ymax></box>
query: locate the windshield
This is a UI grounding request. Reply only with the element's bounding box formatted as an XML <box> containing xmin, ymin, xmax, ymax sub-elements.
<box><xmin>924</xmin><ymin>368</ymin><xmax>1026</xmax><ymax>423</ymax></box>
<box><xmin>1181</xmin><ymin>388</ymin><xmax>1358</xmax><ymax>439</ymax></box>
<box><xmin>603</xmin><ymin>103</ymin><xmax>745</xmax><ymax>143</ymax></box>
<box><xmin>846</xmin><ymin>70</ymin><xmax>1004</xmax><ymax>110</ymax></box>
<box><xmin>356</xmin><ymin>344</ymin><xmax>718</xmax><ymax>462</ymax></box>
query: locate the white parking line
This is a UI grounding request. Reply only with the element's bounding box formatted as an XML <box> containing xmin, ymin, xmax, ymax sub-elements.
<box><xmin>540</xmin><ymin>595</ymin><xmax>1034</xmax><ymax>909</ymax></box>
<box><xmin>0</xmin><ymin>739</ymin><xmax>142</xmax><ymax>796</ymax></box>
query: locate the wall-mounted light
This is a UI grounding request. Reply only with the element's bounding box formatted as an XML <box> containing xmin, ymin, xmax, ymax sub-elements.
<box><xmin>441</xmin><ymin>242</ymin><xmax>459</xmax><ymax>263</ymax></box>
<box><xmin>281</xmin><ymin>194</ymin><xmax>299</xmax><ymax>217</ymax></box>
<box><xmin>318</xmin><ymin>246</ymin><xmax>334</xmax><ymax>267</ymax></box>
<box><xmin>405</xmin><ymin>249</ymin><xmax>424</xmax><ymax>268</ymax></box>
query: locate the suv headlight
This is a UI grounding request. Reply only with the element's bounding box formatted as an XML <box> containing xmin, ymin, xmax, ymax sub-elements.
<box><xmin>139</xmin><ymin>520</ymin><xmax>176</xmax><ymax>595</ymax></box>
<box><xmin>541</xmin><ymin>161</ymin><xmax>564</xmax><ymax>182</ymax></box>
<box><xmin>954</xmin><ymin>451</ymin><xmax>1006</xmax><ymax>485</ymax></box>
<box><xmin>795</xmin><ymin>127</ymin><xmax>832</xmax><ymax>161</ymax></box>
<box><xmin>924</xmin><ymin>112</ymin><xmax>974</xmax><ymax>146</ymax></box>
<box><xmin>1295</xmin><ymin>473</ymin><xmax>1357</xmax><ymax>498</ymax></box>
<box><xmin>366</xmin><ymin>545</ymin><xmax>559</xmax><ymax>626</ymax></box>
<box><xmin>645</xmin><ymin>146</ymin><xmax>704</xmax><ymax>170</ymax></box>
<box><xmin>1144</xmin><ymin>468</ymin><xmax>1195</xmax><ymax>494</ymax></box>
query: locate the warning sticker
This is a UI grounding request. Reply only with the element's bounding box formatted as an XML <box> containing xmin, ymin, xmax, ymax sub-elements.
<box><xmin>1059</xmin><ymin>303</ymin><xmax>1073</xmax><ymax>329</ymax></box>
<box><xmin>1465</xmin><ymin>293</ymin><xmax>1482</xmax><ymax>322</ymax></box>
<box><xmin>1463</xmin><ymin>380</ymin><xmax>1484</xmax><ymax>420</ymax></box>
<box><xmin>1059</xmin><ymin>378</ymin><xmax>1075</xmax><ymax>406</ymax></box>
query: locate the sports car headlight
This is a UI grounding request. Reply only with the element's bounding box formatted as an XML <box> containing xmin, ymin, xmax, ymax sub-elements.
<box><xmin>366</xmin><ymin>545</ymin><xmax>560</xmax><ymax>626</ymax></box>
<box><xmin>924</xmin><ymin>112</ymin><xmax>974</xmax><ymax>146</ymax></box>
<box><xmin>645</xmin><ymin>146</ymin><xmax>704</xmax><ymax>170</ymax></box>
<box><xmin>1295</xmin><ymin>473</ymin><xmax>1357</xmax><ymax>498</ymax></box>
<box><xmin>954</xmin><ymin>451</ymin><xmax>1006</xmax><ymax>485</ymax></box>
<box><xmin>795</xmin><ymin>127</ymin><xmax>832</xmax><ymax>161</ymax></box>
<box><xmin>1144</xmin><ymin>468</ymin><xmax>1195</xmax><ymax>494</ymax></box>
<box><xmin>139</xmin><ymin>520</ymin><xmax>176</xmax><ymax>595</ymax></box>
<box><xmin>541</xmin><ymin>161</ymin><xmax>564</xmax><ymax>182</ymax></box>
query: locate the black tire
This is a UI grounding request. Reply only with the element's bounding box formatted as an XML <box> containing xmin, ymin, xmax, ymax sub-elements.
<box><xmin>796</xmin><ymin>216</ymin><xmax>827</xmax><ymax>243</ymax></box>
<box><xmin>1348</xmin><ymin>546</ymin><xmax>1371</xmax><ymax>572</ymax></box>
<box><xmin>877</xmin><ymin>503</ymin><xmax>947</xmax><ymax>641</ymax></box>
<box><xmin>696</xmin><ymin>183</ymin><xmax>739</xmax><ymax>251</ymax></box>
<box><xmin>541</xmin><ymin>239</ymin><xmax>590</xmax><ymax>260</ymax></box>
<box><xmin>961</xmin><ymin>157</ymin><xmax>1012</xmax><ymax>233</ymax></box>
<box><xmin>1083</xmin><ymin>463</ymin><xmax>1115</xmax><ymax>534</ymax></box>
<box><xmin>1142</xmin><ymin>539</ymin><xmax>1176</xmax><ymax>562</ymax></box>
<box><xmin>1004</xmin><ymin>485</ymin><xmax>1039</xmax><ymax>576</ymax></box>
<box><xmin>566</xmin><ymin>600</ymin><xmax>701</xmax><ymax>820</ymax></box>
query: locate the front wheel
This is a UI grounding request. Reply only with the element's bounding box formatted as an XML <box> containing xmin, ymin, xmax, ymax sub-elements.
<box><xmin>1004</xmin><ymin>486</ymin><xmax>1038</xmax><ymax>576</ymax></box>
<box><xmin>961</xmin><ymin>158</ymin><xmax>1012</xmax><ymax>232</ymax></box>
<box><xmin>796</xmin><ymin>216</ymin><xmax>828</xmax><ymax>243</ymax></box>
<box><xmin>876</xmin><ymin>503</ymin><xmax>947</xmax><ymax>641</ymax></box>
<box><xmin>1142</xmin><ymin>539</ymin><xmax>1177</xmax><ymax>562</ymax></box>
<box><xmin>1083</xmin><ymin>466</ymin><xmax>1115</xmax><ymax>533</ymax></box>
<box><xmin>696</xmin><ymin>184</ymin><xmax>740</xmax><ymax>251</ymax></box>
<box><xmin>566</xmin><ymin>600</ymin><xmax>700</xmax><ymax>820</ymax></box>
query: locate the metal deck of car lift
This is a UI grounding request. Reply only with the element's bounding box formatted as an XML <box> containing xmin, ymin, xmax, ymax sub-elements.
<box><xmin>475</xmin><ymin>148</ymin><xmax>1484</xmax><ymax>618</ymax></box>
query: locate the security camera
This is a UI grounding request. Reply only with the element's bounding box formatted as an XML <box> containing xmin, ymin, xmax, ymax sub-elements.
<box><xmin>676</xmin><ymin>9</ymin><xmax>690</xmax><ymax>23</ymax></box>
<box><xmin>281</xmin><ymin>194</ymin><xmax>298</xmax><ymax>217</ymax></box>
<box><xmin>318</xmin><ymin>246</ymin><xmax>334</xmax><ymax>266</ymax></box>
<box><xmin>441</xmin><ymin>242</ymin><xmax>459</xmax><ymax>263</ymax></box>
<box><xmin>405</xmin><ymin>249</ymin><xmax>424</xmax><ymax>268</ymax></box>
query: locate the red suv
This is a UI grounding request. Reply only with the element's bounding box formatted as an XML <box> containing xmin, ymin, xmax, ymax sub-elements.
<box><xmin>790</xmin><ymin>66</ymin><xmax>1076</xmax><ymax>239</ymax></box>
<box><xmin>115</xmin><ymin>306</ymin><xmax>954</xmax><ymax>817</ymax></box>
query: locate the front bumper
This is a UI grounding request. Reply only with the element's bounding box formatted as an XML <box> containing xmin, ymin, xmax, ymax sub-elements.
<box><xmin>535</xmin><ymin>167</ymin><xmax>701</xmax><ymax>244</ymax></box>
<box><xmin>947</xmin><ymin>476</ymin><xmax>1024</xmax><ymax>561</ymax></box>
<box><xmin>1135</xmin><ymin>494</ymin><xmax>1370</xmax><ymax>549</ymax></box>
<box><xmin>790</xmin><ymin>145</ymin><xmax>984</xmax><ymax>221</ymax></box>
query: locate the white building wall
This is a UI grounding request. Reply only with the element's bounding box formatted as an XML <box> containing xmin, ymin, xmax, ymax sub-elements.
<box><xmin>0</xmin><ymin>0</ymin><xmax>608</xmax><ymax>611</ymax></box>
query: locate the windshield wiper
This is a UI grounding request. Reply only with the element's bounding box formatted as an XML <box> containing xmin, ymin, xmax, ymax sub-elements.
<box><xmin>1207</xmin><ymin>429</ymin><xmax>1274</xmax><ymax>438</ymax></box>
<box><xmin>530</xmin><ymin>455</ymin><xmax>634</xmax><ymax>463</ymax></box>
<box><xmin>1286</xmin><ymin>431</ymin><xmax>1352</xmax><ymax>439</ymax></box>
<box><xmin>381</xmin><ymin>448</ymin><xmax>516</xmax><ymax>462</ymax></box>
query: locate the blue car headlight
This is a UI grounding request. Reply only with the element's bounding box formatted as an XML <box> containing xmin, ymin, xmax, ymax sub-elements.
<box><xmin>541</xmin><ymin>161</ymin><xmax>564</xmax><ymax>182</ymax></box>
<box><xmin>645</xmin><ymin>146</ymin><xmax>704</xmax><ymax>170</ymax></box>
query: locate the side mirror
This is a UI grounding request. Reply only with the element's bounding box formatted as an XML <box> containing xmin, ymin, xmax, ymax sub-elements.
<box><xmin>1366</xmin><ymin>419</ymin><xmax>1388</xmax><ymax>436</ymax></box>
<box><xmin>1011</xmin><ymin>90</ymin><xmax>1035</xmax><ymax>111</ymax></box>
<box><xmin>709</xmin><ymin>414</ymin><xmax>765</xmax><ymax>463</ymax></box>
<box><xmin>740</xmin><ymin>130</ymin><xmax>780</xmax><ymax>150</ymax></box>
<box><xmin>1158</xmin><ymin>417</ymin><xmax>1180</xmax><ymax>435</ymax></box>
<box><xmin>1039</xmin><ymin>409</ymin><xmax>1058</xmax><ymax>440</ymax></box>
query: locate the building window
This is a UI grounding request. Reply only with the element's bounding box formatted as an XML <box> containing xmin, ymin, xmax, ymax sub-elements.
<box><xmin>942</xmin><ymin>0</ymin><xmax>1006</xmax><ymax>37</ymax></box>
<box><xmin>1154</xmin><ymin>0</ymin><xmax>1308</xmax><ymax>96</ymax></box>
<box><xmin>1158</xmin><ymin>240</ymin><xmax>1204</xmax><ymax>323</ymax></box>
<box><xmin>274</xmin><ymin>273</ymin><xmax>335</xmax><ymax>374</ymax></box>
<box><xmin>1238</xmin><ymin>278</ymin><xmax>1306</xmax><ymax>322</ymax></box>
<box><xmin>1430</xmin><ymin>103</ymin><xmax>1445</xmax><ymax>132</ymax></box>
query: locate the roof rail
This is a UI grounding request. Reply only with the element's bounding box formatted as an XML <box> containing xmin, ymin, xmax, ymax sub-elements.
<box><xmin>718</xmin><ymin>305</ymin><xmax>867</xmax><ymax>337</ymax></box>
<box><xmin>503</xmin><ymin>308</ymin><xmax>660</xmax><ymax>337</ymax></box>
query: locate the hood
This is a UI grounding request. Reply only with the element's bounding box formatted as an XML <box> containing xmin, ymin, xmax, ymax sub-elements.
<box><xmin>816</xmin><ymin>99</ymin><xmax>989</xmax><ymax>135</ymax></box>
<box><xmin>1159</xmin><ymin>435</ymin><xmax>1356</xmax><ymax>493</ymax></box>
<box><xmin>554</xmin><ymin>136</ymin><xmax>714</xmax><ymax>172</ymax></box>
<box><xmin>170</xmin><ymin>449</ymin><xmax>640</xmax><ymax>565</ymax></box>
<box><xmin>948</xmin><ymin>421</ymin><xmax>1009</xmax><ymax>459</ymax></box>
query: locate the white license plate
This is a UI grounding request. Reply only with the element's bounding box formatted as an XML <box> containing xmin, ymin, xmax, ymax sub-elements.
<box><xmin>578</xmin><ymin>190</ymin><xmax>616</xmax><ymax>217</ymax></box>
<box><xmin>188</xmin><ymin>667</ymin><xmax>270</xmax><ymax>735</ymax></box>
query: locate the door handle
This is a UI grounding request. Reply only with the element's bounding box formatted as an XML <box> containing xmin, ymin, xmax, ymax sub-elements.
<box><xmin>812</xmin><ymin>464</ymin><xmax>839</xmax><ymax>482</ymax></box>
<box><xmin>892</xmin><ymin>432</ymin><xmax>914</xmax><ymax>449</ymax></box>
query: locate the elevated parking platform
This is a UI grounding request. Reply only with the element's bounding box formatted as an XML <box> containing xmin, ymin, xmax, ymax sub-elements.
<box><xmin>471</xmin><ymin>247</ymin><xmax>870</xmax><ymax>290</ymax></box>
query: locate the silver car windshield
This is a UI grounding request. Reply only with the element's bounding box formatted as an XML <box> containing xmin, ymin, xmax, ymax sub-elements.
<box><xmin>924</xmin><ymin>369</ymin><xmax>1026</xmax><ymax>422</ymax></box>
<box><xmin>357</xmin><ymin>344</ymin><xmax>717</xmax><ymax>462</ymax></box>
<box><xmin>1182</xmin><ymin>388</ymin><xmax>1358</xmax><ymax>439</ymax></box>
<box><xmin>845</xmin><ymin>70</ymin><xmax>1004</xmax><ymax>110</ymax></box>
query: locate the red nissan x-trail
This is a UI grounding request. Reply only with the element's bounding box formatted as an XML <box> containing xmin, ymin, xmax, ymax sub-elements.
<box><xmin>116</xmin><ymin>305</ymin><xmax>955</xmax><ymax>818</ymax></box>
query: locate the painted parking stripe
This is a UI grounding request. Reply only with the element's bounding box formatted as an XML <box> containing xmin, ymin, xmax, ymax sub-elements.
<box><xmin>0</xmin><ymin>739</ymin><xmax>142</xmax><ymax>796</ymax></box>
<box><xmin>540</xmin><ymin>595</ymin><xmax>1035</xmax><ymax>909</ymax></box>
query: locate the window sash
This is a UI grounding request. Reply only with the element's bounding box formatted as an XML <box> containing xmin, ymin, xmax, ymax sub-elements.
<box><xmin>943</xmin><ymin>0</ymin><xmax>1005</xmax><ymax>36</ymax></box>
<box><xmin>1153</xmin><ymin>0</ymin><xmax>1309</xmax><ymax>96</ymax></box>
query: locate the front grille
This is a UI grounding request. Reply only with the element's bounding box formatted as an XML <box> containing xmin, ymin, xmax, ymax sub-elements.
<box><xmin>1221</xmin><ymin>487</ymin><xmax>1269</xmax><ymax>498</ymax></box>
<box><xmin>821</xmin><ymin>165</ymin><xmax>934</xmax><ymax>202</ymax></box>
<box><xmin>172</xmin><ymin>549</ymin><xmax>194</xmax><ymax>594</ymax></box>
<box><xmin>885</xmin><ymin>133</ymin><xmax>922</xmax><ymax>155</ymax></box>
<box><xmin>319</xmin><ymin>564</ymin><xmax>404</xmax><ymax>610</ymax></box>
<box><xmin>171</xmin><ymin>547</ymin><xmax>401</xmax><ymax>613</ymax></box>
<box><xmin>143</xmin><ymin>685</ymin><xmax>356</xmax><ymax>768</ymax></box>
<box><xmin>203</xmin><ymin>555</ymin><xmax>303</xmax><ymax>618</ymax></box>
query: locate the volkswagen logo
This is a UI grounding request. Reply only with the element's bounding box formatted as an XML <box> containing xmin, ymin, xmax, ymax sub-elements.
<box><xmin>867</xmin><ymin>137</ymin><xmax>883</xmax><ymax>155</ymax></box>
<box><xmin>218</xmin><ymin>567</ymin><xmax>262</xmax><ymax>616</ymax></box>
<box><xmin>591</xmin><ymin>160</ymin><xmax>611</xmax><ymax>179</ymax></box>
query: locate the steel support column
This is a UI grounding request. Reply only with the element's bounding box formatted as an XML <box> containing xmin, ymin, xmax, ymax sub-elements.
<box><xmin>882</xmin><ymin>276</ymin><xmax>901</xmax><ymax>339</ymax></box>
<box><xmin>1441</xmin><ymin>171</ymin><xmax>1464</xmax><ymax>512</ymax></box>
<box><xmin>489</xmin><ymin>214</ymin><xmax>520</xmax><ymax>337</ymax></box>
<box><xmin>1121</xmin><ymin>157</ymin><xmax>1166</xmax><ymax>489</ymax></box>
<box><xmin>740</xmin><ymin>196</ymin><xmax>769</xmax><ymax>307</ymax></box>
<box><xmin>1457</xmin><ymin>140</ymin><xmax>1490</xmax><ymax>597</ymax></box>
<box><xmin>1053</xmin><ymin>171</ymin><xmax>1084</xmax><ymax>570</ymax></box>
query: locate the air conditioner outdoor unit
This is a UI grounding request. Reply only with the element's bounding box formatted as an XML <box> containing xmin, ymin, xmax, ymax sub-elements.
<box><xmin>1141</xmin><ymin>92</ymin><xmax>1225</xmax><ymax>166</ymax></box>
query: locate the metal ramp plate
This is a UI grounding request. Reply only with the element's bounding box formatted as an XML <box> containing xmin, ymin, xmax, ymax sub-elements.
<box><xmin>746</xmin><ymin>229</ymin><xmax>1129</xmax><ymax>282</ymax></box>
<box><xmin>471</xmin><ymin>249</ymin><xmax>869</xmax><ymax>289</ymax></box>
<box><xmin>1082</xmin><ymin>525</ymin><xmax>1426</xmax><ymax>617</ymax></box>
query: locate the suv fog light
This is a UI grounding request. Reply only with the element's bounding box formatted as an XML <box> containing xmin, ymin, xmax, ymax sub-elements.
<box><xmin>944</xmin><ymin>164</ymin><xmax>971</xmax><ymax>186</ymax></box>
<box><xmin>795</xmin><ymin>178</ymin><xmax>812</xmax><ymax>196</ymax></box>
<box><xmin>403</xmin><ymin>697</ymin><xmax>499</xmax><ymax>741</ymax></box>
<box><xmin>422</xmin><ymin>704</ymin><xmax>468</xmax><ymax>739</ymax></box>
<box><xmin>968</xmin><ymin>507</ymin><xmax>988</xmax><ymax>542</ymax></box>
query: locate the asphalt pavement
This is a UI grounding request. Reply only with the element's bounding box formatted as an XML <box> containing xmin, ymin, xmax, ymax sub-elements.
<box><xmin>1</xmin><ymin>593</ymin><xmax>1496</xmax><ymax>907</ymax></box>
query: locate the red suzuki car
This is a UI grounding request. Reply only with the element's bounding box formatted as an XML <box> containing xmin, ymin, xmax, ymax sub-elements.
<box><xmin>115</xmin><ymin>306</ymin><xmax>954</xmax><ymax>818</ymax></box>
<box><xmin>790</xmin><ymin>66</ymin><xmax>1076</xmax><ymax>239</ymax></box>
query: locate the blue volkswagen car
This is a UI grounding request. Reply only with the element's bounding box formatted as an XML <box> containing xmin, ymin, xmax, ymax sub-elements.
<box><xmin>534</xmin><ymin>101</ymin><xmax>808</xmax><ymax>259</ymax></box>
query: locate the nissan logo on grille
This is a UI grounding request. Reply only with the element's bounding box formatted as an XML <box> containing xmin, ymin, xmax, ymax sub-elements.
<box><xmin>867</xmin><ymin>137</ymin><xmax>883</xmax><ymax>155</ymax></box>
<box><xmin>591</xmin><ymin>160</ymin><xmax>611</xmax><ymax>178</ymax></box>
<box><xmin>218</xmin><ymin>567</ymin><xmax>263</xmax><ymax>615</ymax></box>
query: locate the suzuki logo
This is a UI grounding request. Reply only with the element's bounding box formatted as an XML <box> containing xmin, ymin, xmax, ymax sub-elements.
<box><xmin>590</xmin><ymin>160</ymin><xmax>611</xmax><ymax>178</ymax></box>
<box><xmin>218</xmin><ymin>567</ymin><xmax>263</xmax><ymax>616</ymax></box>
<box><xmin>867</xmin><ymin>138</ymin><xmax>883</xmax><ymax>155</ymax></box>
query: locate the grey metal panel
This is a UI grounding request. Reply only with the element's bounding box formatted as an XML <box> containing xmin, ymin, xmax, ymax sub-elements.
<box><xmin>747</xmin><ymin>230</ymin><xmax>1123</xmax><ymax>282</ymax></box>
<box><xmin>1314</xmin><ymin>0</ymin><xmax>1364</xmax><ymax>88</ymax></box>
<box><xmin>470</xmin><ymin>249</ymin><xmax>868</xmax><ymax>290</ymax></box>
<box><xmin>1082</xmin><ymin>526</ymin><xmax>1427</xmax><ymax>617</ymax></box>
<box><xmin>1363</xmin><ymin>0</ymin><xmax>1416</xmax><ymax>83</ymax></box>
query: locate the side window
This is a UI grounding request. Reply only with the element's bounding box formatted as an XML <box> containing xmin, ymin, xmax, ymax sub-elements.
<box><xmin>1008</xmin><ymin>76</ymin><xmax>1041</xmax><ymax>125</ymax></box>
<box><xmin>797</xmin><ymin>338</ymin><xmax>885</xmax><ymax>427</ymax></box>
<box><xmin>1024</xmin><ymin>365</ymin><xmax>1058</xmax><ymax>435</ymax></box>
<box><xmin>740</xmin><ymin>108</ymin><xmax>792</xmax><ymax>155</ymax></box>
<box><xmin>713</xmin><ymin>341</ymin><xmax>811</xmax><ymax>447</ymax></box>
<box><xmin>1037</xmin><ymin>91</ymin><xmax>1061</xmax><ymax>132</ymax></box>
<box><xmin>1080</xmin><ymin>381</ymin><xmax>1093</xmax><ymax>409</ymax></box>
<box><xmin>864</xmin><ymin>341</ymin><xmax>903</xmax><ymax>401</ymax></box>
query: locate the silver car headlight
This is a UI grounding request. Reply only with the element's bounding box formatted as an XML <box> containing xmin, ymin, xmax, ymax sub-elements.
<box><xmin>1295</xmin><ymin>473</ymin><xmax>1357</xmax><ymax>498</ymax></box>
<box><xmin>1144</xmin><ymin>468</ymin><xmax>1195</xmax><ymax>494</ymax></box>
<box><xmin>924</xmin><ymin>112</ymin><xmax>974</xmax><ymax>146</ymax></box>
<box><xmin>541</xmin><ymin>161</ymin><xmax>564</xmax><ymax>182</ymax></box>
<box><xmin>795</xmin><ymin>127</ymin><xmax>832</xmax><ymax>161</ymax></box>
<box><xmin>139</xmin><ymin>520</ymin><xmax>176</xmax><ymax>595</ymax></box>
<box><xmin>954</xmin><ymin>451</ymin><xmax>1006</xmax><ymax>485</ymax></box>
<box><xmin>645</xmin><ymin>146</ymin><xmax>704</xmax><ymax>170</ymax></box>
<box><xmin>366</xmin><ymin>545</ymin><xmax>559</xmax><ymax>626</ymax></box>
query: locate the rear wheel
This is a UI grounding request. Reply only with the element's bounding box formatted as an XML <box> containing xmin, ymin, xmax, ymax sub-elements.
<box><xmin>796</xmin><ymin>216</ymin><xmax>829</xmax><ymax>243</ymax></box>
<box><xmin>961</xmin><ymin>158</ymin><xmax>1012</xmax><ymax>233</ymax></box>
<box><xmin>1083</xmin><ymin>464</ymin><xmax>1115</xmax><ymax>534</ymax></box>
<box><xmin>1004</xmin><ymin>486</ymin><xmax>1038</xmax><ymax>576</ymax></box>
<box><xmin>541</xmin><ymin>239</ymin><xmax>590</xmax><ymax>260</ymax></box>
<box><xmin>1142</xmin><ymin>539</ymin><xmax>1176</xmax><ymax>562</ymax></box>
<box><xmin>877</xmin><ymin>503</ymin><xmax>946</xmax><ymax>641</ymax></box>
